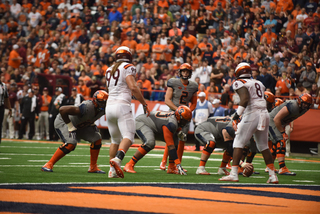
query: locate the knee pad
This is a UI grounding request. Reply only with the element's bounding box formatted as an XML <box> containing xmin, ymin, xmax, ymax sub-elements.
<box><xmin>276</xmin><ymin>140</ymin><xmax>286</xmax><ymax>155</ymax></box>
<box><xmin>141</xmin><ymin>143</ymin><xmax>153</xmax><ymax>152</ymax></box>
<box><xmin>59</xmin><ymin>143</ymin><xmax>76</xmax><ymax>154</ymax></box>
<box><xmin>204</xmin><ymin>141</ymin><xmax>215</xmax><ymax>154</ymax></box>
<box><xmin>90</xmin><ymin>139</ymin><xmax>102</xmax><ymax>150</ymax></box>
<box><xmin>225</xmin><ymin>140</ymin><xmax>234</xmax><ymax>157</ymax></box>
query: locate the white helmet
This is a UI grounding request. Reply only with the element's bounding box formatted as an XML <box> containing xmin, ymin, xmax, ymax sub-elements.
<box><xmin>115</xmin><ymin>46</ymin><xmax>132</xmax><ymax>62</ymax></box>
<box><xmin>234</xmin><ymin>62</ymin><xmax>251</xmax><ymax>79</ymax></box>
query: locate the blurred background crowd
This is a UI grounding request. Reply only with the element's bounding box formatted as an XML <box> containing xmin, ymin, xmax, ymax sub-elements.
<box><xmin>1</xmin><ymin>0</ymin><xmax>320</xmax><ymax>140</ymax></box>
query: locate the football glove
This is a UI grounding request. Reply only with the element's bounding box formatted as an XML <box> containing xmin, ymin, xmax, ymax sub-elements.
<box><xmin>232</xmin><ymin>113</ymin><xmax>240</xmax><ymax>131</ymax></box>
<box><xmin>281</xmin><ymin>131</ymin><xmax>288</xmax><ymax>141</ymax></box>
<box><xmin>143</xmin><ymin>104</ymin><xmax>150</xmax><ymax>116</ymax></box>
<box><xmin>177</xmin><ymin>130</ymin><xmax>187</xmax><ymax>141</ymax></box>
<box><xmin>176</xmin><ymin>164</ymin><xmax>187</xmax><ymax>175</ymax></box>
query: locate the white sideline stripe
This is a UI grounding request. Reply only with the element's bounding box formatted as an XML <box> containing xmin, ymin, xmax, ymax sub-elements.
<box><xmin>0</xmin><ymin>157</ymin><xmax>11</xmax><ymax>160</ymax></box>
<box><xmin>1</xmin><ymin>181</ymin><xmax>319</xmax><ymax>187</ymax></box>
<box><xmin>28</xmin><ymin>160</ymin><xmax>49</xmax><ymax>162</ymax></box>
<box><xmin>293</xmin><ymin>180</ymin><xmax>315</xmax><ymax>183</ymax></box>
<box><xmin>0</xmin><ymin>146</ymin><xmax>89</xmax><ymax>150</ymax></box>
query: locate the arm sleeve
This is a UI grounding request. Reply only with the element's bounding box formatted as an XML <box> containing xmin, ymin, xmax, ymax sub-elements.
<box><xmin>162</xmin><ymin>125</ymin><xmax>175</xmax><ymax>146</ymax></box>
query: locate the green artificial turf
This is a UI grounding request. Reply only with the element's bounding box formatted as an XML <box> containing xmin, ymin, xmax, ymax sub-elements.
<box><xmin>0</xmin><ymin>140</ymin><xmax>320</xmax><ymax>185</ymax></box>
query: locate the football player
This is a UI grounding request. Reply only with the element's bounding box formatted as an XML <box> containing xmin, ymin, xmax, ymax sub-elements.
<box><xmin>41</xmin><ymin>90</ymin><xmax>108</xmax><ymax>173</ymax></box>
<box><xmin>160</xmin><ymin>63</ymin><xmax>198</xmax><ymax>170</ymax></box>
<box><xmin>106</xmin><ymin>46</ymin><xmax>150</xmax><ymax>179</ymax></box>
<box><xmin>268</xmin><ymin>93</ymin><xmax>313</xmax><ymax>175</ymax></box>
<box><xmin>123</xmin><ymin>106</ymin><xmax>192</xmax><ymax>175</ymax></box>
<box><xmin>219</xmin><ymin>62</ymin><xmax>278</xmax><ymax>184</ymax></box>
<box><xmin>194</xmin><ymin>116</ymin><xmax>235</xmax><ymax>175</ymax></box>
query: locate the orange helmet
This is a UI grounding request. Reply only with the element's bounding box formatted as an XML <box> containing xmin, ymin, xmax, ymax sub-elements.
<box><xmin>264</xmin><ymin>91</ymin><xmax>275</xmax><ymax>103</ymax></box>
<box><xmin>175</xmin><ymin>106</ymin><xmax>192</xmax><ymax>127</ymax></box>
<box><xmin>93</xmin><ymin>90</ymin><xmax>108</xmax><ymax>109</ymax></box>
<box><xmin>179</xmin><ymin>63</ymin><xmax>192</xmax><ymax>80</ymax></box>
<box><xmin>297</xmin><ymin>93</ymin><xmax>313</xmax><ymax>110</ymax></box>
<box><xmin>234</xmin><ymin>62</ymin><xmax>252</xmax><ymax>79</ymax></box>
<box><xmin>274</xmin><ymin>98</ymin><xmax>284</xmax><ymax>107</ymax></box>
<box><xmin>115</xmin><ymin>46</ymin><xmax>132</xmax><ymax>62</ymax></box>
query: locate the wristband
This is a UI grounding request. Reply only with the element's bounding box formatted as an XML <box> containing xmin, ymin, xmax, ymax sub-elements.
<box><xmin>236</xmin><ymin>106</ymin><xmax>245</xmax><ymax>116</ymax></box>
<box><xmin>281</xmin><ymin>131</ymin><xmax>285</xmax><ymax>134</ymax></box>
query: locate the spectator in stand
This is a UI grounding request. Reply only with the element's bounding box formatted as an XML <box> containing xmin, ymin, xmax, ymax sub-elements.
<box><xmin>220</xmin><ymin>84</ymin><xmax>233</xmax><ymax>106</ymax></box>
<box><xmin>295</xmin><ymin>82</ymin><xmax>308</xmax><ymax>96</ymax></box>
<box><xmin>300</xmin><ymin>62</ymin><xmax>316</xmax><ymax>90</ymax></box>
<box><xmin>86</xmin><ymin>76</ymin><xmax>102</xmax><ymax>97</ymax></box>
<box><xmin>192</xmin><ymin>59</ymin><xmax>212</xmax><ymax>88</ymax></box>
<box><xmin>8</xmin><ymin>44</ymin><xmax>22</xmax><ymax>69</ymax></box>
<box><xmin>66</xmin><ymin>87</ymin><xmax>85</xmax><ymax>106</ymax></box>
<box><xmin>224</xmin><ymin>100</ymin><xmax>236</xmax><ymax>116</ymax></box>
<box><xmin>212</xmin><ymin>98</ymin><xmax>225</xmax><ymax>117</ymax></box>
<box><xmin>182</xmin><ymin>30</ymin><xmax>198</xmax><ymax>51</ymax></box>
<box><xmin>38</xmin><ymin>87</ymin><xmax>51</xmax><ymax>140</ymax></box>
<box><xmin>150</xmin><ymin>81</ymin><xmax>165</xmax><ymax>102</ymax></box>
<box><xmin>257</xmin><ymin>65</ymin><xmax>276</xmax><ymax>94</ymax></box>
<box><xmin>211</xmin><ymin>60</ymin><xmax>225</xmax><ymax>92</ymax></box>
<box><xmin>275</xmin><ymin>70</ymin><xmax>292</xmax><ymax>96</ymax></box>
<box><xmin>33</xmin><ymin>86</ymin><xmax>43</xmax><ymax>140</ymax></box>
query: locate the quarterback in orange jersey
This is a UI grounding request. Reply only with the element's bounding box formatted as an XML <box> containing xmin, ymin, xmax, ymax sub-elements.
<box><xmin>124</xmin><ymin>106</ymin><xmax>192</xmax><ymax>175</ymax></box>
<box><xmin>159</xmin><ymin>63</ymin><xmax>198</xmax><ymax>171</ymax></box>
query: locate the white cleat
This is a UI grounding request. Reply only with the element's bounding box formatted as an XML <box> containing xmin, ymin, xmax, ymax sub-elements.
<box><xmin>217</xmin><ymin>167</ymin><xmax>230</xmax><ymax>175</ymax></box>
<box><xmin>219</xmin><ymin>173</ymin><xmax>239</xmax><ymax>182</ymax></box>
<box><xmin>108</xmin><ymin>166</ymin><xmax>119</xmax><ymax>178</ymax></box>
<box><xmin>196</xmin><ymin>166</ymin><xmax>210</xmax><ymax>175</ymax></box>
<box><xmin>110</xmin><ymin>157</ymin><xmax>124</xmax><ymax>178</ymax></box>
<box><xmin>267</xmin><ymin>174</ymin><xmax>279</xmax><ymax>184</ymax></box>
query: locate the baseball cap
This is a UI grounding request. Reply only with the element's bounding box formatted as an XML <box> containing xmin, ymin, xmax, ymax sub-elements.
<box><xmin>307</xmin><ymin>62</ymin><xmax>312</xmax><ymax>66</ymax></box>
<box><xmin>212</xmin><ymin>99</ymin><xmax>221</xmax><ymax>104</ymax></box>
<box><xmin>218</xmin><ymin>2</ymin><xmax>222</xmax><ymax>6</ymax></box>
<box><xmin>13</xmin><ymin>44</ymin><xmax>19</xmax><ymax>49</ymax></box>
<box><xmin>155</xmin><ymin>81</ymin><xmax>160</xmax><ymax>85</ymax></box>
<box><xmin>198</xmin><ymin>92</ymin><xmax>206</xmax><ymax>97</ymax></box>
<box><xmin>72</xmin><ymin>87</ymin><xmax>77</xmax><ymax>91</ymax></box>
<box><xmin>27</xmin><ymin>89</ymin><xmax>33</xmax><ymax>93</ymax></box>
<box><xmin>43</xmin><ymin>87</ymin><xmax>48</xmax><ymax>91</ymax></box>
<box><xmin>55</xmin><ymin>87</ymin><xmax>62</xmax><ymax>92</ymax></box>
<box><xmin>33</xmin><ymin>86</ymin><xmax>39</xmax><ymax>90</ymax></box>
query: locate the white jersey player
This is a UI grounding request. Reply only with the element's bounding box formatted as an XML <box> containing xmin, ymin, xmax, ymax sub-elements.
<box><xmin>106</xmin><ymin>46</ymin><xmax>150</xmax><ymax>179</ymax></box>
<box><xmin>219</xmin><ymin>62</ymin><xmax>278</xmax><ymax>184</ymax></box>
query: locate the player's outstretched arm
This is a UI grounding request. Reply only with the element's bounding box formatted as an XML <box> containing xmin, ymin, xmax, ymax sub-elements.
<box><xmin>126</xmin><ymin>75</ymin><xmax>149</xmax><ymax>116</ymax></box>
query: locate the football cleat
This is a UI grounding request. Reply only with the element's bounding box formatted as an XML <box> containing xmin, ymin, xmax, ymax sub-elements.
<box><xmin>123</xmin><ymin>163</ymin><xmax>136</xmax><ymax>173</ymax></box>
<box><xmin>160</xmin><ymin>161</ymin><xmax>166</xmax><ymax>170</ymax></box>
<box><xmin>196</xmin><ymin>166</ymin><xmax>210</xmax><ymax>175</ymax></box>
<box><xmin>88</xmin><ymin>166</ymin><xmax>106</xmax><ymax>174</ymax></box>
<box><xmin>110</xmin><ymin>157</ymin><xmax>124</xmax><ymax>178</ymax></box>
<box><xmin>167</xmin><ymin>166</ymin><xmax>179</xmax><ymax>174</ymax></box>
<box><xmin>217</xmin><ymin>167</ymin><xmax>230</xmax><ymax>175</ymax></box>
<box><xmin>267</xmin><ymin>174</ymin><xmax>279</xmax><ymax>184</ymax></box>
<box><xmin>279</xmin><ymin>166</ymin><xmax>296</xmax><ymax>176</ymax></box>
<box><xmin>265</xmin><ymin>167</ymin><xmax>278</xmax><ymax>174</ymax></box>
<box><xmin>108</xmin><ymin>167</ymin><xmax>119</xmax><ymax>178</ymax></box>
<box><xmin>41</xmin><ymin>163</ymin><xmax>53</xmax><ymax>172</ymax></box>
<box><xmin>41</xmin><ymin>166</ymin><xmax>53</xmax><ymax>172</ymax></box>
<box><xmin>219</xmin><ymin>174</ymin><xmax>239</xmax><ymax>182</ymax></box>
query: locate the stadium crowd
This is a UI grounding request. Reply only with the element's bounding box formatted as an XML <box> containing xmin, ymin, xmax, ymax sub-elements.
<box><xmin>1</xmin><ymin>0</ymin><xmax>320</xmax><ymax>140</ymax></box>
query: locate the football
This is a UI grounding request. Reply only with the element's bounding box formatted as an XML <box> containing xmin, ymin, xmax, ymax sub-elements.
<box><xmin>242</xmin><ymin>163</ymin><xmax>254</xmax><ymax>177</ymax></box>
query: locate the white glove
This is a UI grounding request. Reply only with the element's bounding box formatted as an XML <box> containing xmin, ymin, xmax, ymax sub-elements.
<box><xmin>176</xmin><ymin>164</ymin><xmax>187</xmax><ymax>175</ymax></box>
<box><xmin>177</xmin><ymin>131</ymin><xmax>187</xmax><ymax>141</ymax></box>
